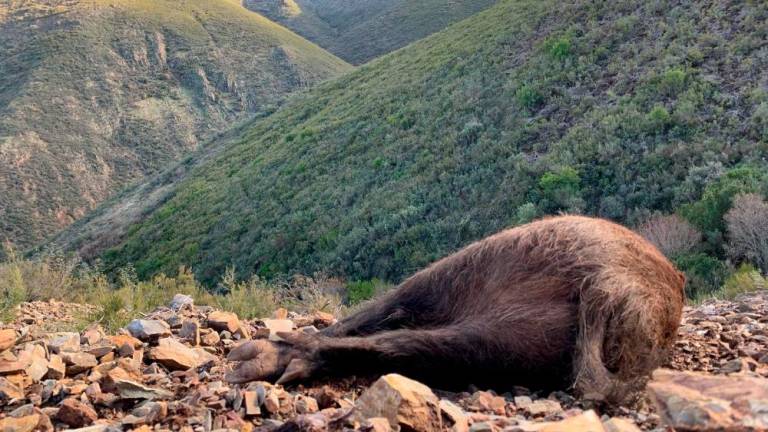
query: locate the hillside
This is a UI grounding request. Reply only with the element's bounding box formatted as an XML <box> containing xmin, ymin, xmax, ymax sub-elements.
<box><xmin>0</xmin><ymin>0</ymin><xmax>350</xmax><ymax>249</ymax></box>
<box><xmin>54</xmin><ymin>0</ymin><xmax>768</xmax><ymax>285</ymax></box>
<box><xmin>242</xmin><ymin>0</ymin><xmax>498</xmax><ymax>64</ymax></box>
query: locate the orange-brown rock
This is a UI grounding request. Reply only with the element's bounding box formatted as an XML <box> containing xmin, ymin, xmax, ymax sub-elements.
<box><xmin>0</xmin><ymin>329</ymin><xmax>16</xmax><ymax>353</ymax></box>
<box><xmin>648</xmin><ymin>369</ymin><xmax>768</xmax><ymax>431</ymax></box>
<box><xmin>354</xmin><ymin>374</ymin><xmax>441</xmax><ymax>432</ymax></box>
<box><xmin>56</xmin><ymin>398</ymin><xmax>98</xmax><ymax>428</ymax></box>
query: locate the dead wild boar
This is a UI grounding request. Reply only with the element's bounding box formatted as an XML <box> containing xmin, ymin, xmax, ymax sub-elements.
<box><xmin>226</xmin><ymin>215</ymin><xmax>685</xmax><ymax>403</ymax></box>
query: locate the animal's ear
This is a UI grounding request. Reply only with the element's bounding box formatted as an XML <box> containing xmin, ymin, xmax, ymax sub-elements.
<box><xmin>276</xmin><ymin>358</ymin><xmax>314</xmax><ymax>385</ymax></box>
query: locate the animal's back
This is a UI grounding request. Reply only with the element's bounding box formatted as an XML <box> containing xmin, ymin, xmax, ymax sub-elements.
<box><xmin>406</xmin><ymin>215</ymin><xmax>685</xmax><ymax>397</ymax></box>
<box><xmin>421</xmin><ymin>215</ymin><xmax>683</xmax><ymax>304</ymax></box>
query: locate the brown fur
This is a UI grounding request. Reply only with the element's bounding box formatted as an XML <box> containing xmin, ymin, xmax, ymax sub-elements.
<box><xmin>226</xmin><ymin>216</ymin><xmax>685</xmax><ymax>403</ymax></box>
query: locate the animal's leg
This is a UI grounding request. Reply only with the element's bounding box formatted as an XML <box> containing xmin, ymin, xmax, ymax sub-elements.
<box><xmin>228</xmin><ymin>322</ymin><xmax>570</xmax><ymax>388</ymax></box>
<box><xmin>320</xmin><ymin>276</ymin><xmax>443</xmax><ymax>337</ymax></box>
<box><xmin>320</xmin><ymin>293</ymin><xmax>413</xmax><ymax>337</ymax></box>
<box><xmin>572</xmin><ymin>273</ymin><xmax>683</xmax><ymax>403</ymax></box>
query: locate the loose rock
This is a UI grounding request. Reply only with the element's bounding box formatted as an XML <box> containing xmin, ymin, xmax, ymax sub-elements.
<box><xmin>0</xmin><ymin>329</ymin><xmax>16</xmax><ymax>352</ymax></box>
<box><xmin>56</xmin><ymin>399</ymin><xmax>98</xmax><ymax>428</ymax></box>
<box><xmin>126</xmin><ymin>320</ymin><xmax>171</xmax><ymax>341</ymax></box>
<box><xmin>148</xmin><ymin>337</ymin><xmax>199</xmax><ymax>370</ymax></box>
<box><xmin>354</xmin><ymin>374</ymin><xmax>441</xmax><ymax>432</ymax></box>
<box><xmin>648</xmin><ymin>368</ymin><xmax>768</xmax><ymax>431</ymax></box>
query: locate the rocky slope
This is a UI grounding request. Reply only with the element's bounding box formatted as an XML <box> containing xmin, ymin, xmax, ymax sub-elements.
<box><xmin>0</xmin><ymin>0</ymin><xmax>351</xmax><ymax>249</ymax></box>
<box><xmin>242</xmin><ymin>0</ymin><xmax>498</xmax><ymax>65</ymax></box>
<box><xmin>57</xmin><ymin>0</ymin><xmax>768</xmax><ymax>285</ymax></box>
<box><xmin>2</xmin><ymin>292</ymin><xmax>768</xmax><ymax>431</ymax></box>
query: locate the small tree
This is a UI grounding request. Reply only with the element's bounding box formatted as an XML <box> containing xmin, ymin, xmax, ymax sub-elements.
<box><xmin>638</xmin><ymin>214</ymin><xmax>701</xmax><ymax>258</ymax></box>
<box><xmin>725</xmin><ymin>193</ymin><xmax>768</xmax><ymax>274</ymax></box>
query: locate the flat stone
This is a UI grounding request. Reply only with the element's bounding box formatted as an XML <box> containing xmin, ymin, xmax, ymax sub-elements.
<box><xmin>535</xmin><ymin>410</ymin><xmax>605</xmax><ymax>432</ymax></box>
<box><xmin>43</xmin><ymin>353</ymin><xmax>64</xmax><ymax>380</ymax></box>
<box><xmin>440</xmin><ymin>399</ymin><xmax>469</xmax><ymax>432</ymax></box>
<box><xmin>25</xmin><ymin>350</ymin><xmax>49</xmax><ymax>383</ymax></box>
<box><xmin>526</xmin><ymin>399</ymin><xmax>562</xmax><ymax>417</ymax></box>
<box><xmin>179</xmin><ymin>321</ymin><xmax>200</xmax><ymax>346</ymax></box>
<box><xmin>262</xmin><ymin>319</ymin><xmax>294</xmax><ymax>342</ymax></box>
<box><xmin>0</xmin><ymin>329</ymin><xmax>16</xmax><ymax>352</ymax></box>
<box><xmin>200</xmin><ymin>331</ymin><xmax>220</xmax><ymax>346</ymax></box>
<box><xmin>603</xmin><ymin>417</ymin><xmax>642</xmax><ymax>432</ymax></box>
<box><xmin>107</xmin><ymin>335</ymin><xmax>143</xmax><ymax>349</ymax></box>
<box><xmin>648</xmin><ymin>369</ymin><xmax>768</xmax><ymax>431</ymax></box>
<box><xmin>354</xmin><ymin>374</ymin><xmax>441</xmax><ymax>432</ymax></box>
<box><xmin>80</xmin><ymin>327</ymin><xmax>105</xmax><ymax>346</ymax></box>
<box><xmin>0</xmin><ymin>376</ymin><xmax>23</xmax><ymax>400</ymax></box>
<box><xmin>56</xmin><ymin>398</ymin><xmax>98</xmax><ymax>428</ymax></box>
<box><xmin>47</xmin><ymin>332</ymin><xmax>81</xmax><ymax>354</ymax></box>
<box><xmin>514</xmin><ymin>395</ymin><xmax>533</xmax><ymax>409</ymax></box>
<box><xmin>208</xmin><ymin>311</ymin><xmax>241</xmax><ymax>333</ymax></box>
<box><xmin>61</xmin><ymin>352</ymin><xmax>98</xmax><ymax>375</ymax></box>
<box><xmin>114</xmin><ymin>378</ymin><xmax>174</xmax><ymax>400</ymax></box>
<box><xmin>85</xmin><ymin>344</ymin><xmax>114</xmax><ymax>358</ymax></box>
<box><xmin>0</xmin><ymin>414</ymin><xmax>41</xmax><ymax>432</ymax></box>
<box><xmin>126</xmin><ymin>320</ymin><xmax>171</xmax><ymax>341</ymax></box>
<box><xmin>148</xmin><ymin>337</ymin><xmax>199</xmax><ymax>370</ymax></box>
<box><xmin>244</xmin><ymin>391</ymin><xmax>261</xmax><ymax>416</ymax></box>
<box><xmin>469</xmin><ymin>391</ymin><xmax>507</xmax><ymax>415</ymax></box>
<box><xmin>0</xmin><ymin>351</ymin><xmax>31</xmax><ymax>374</ymax></box>
<box><xmin>124</xmin><ymin>401</ymin><xmax>167</xmax><ymax>425</ymax></box>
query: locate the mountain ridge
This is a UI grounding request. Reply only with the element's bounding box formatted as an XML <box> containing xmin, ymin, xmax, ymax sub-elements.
<box><xmin>243</xmin><ymin>0</ymin><xmax>499</xmax><ymax>64</ymax></box>
<box><xmin>0</xmin><ymin>0</ymin><xmax>351</xmax><ymax>249</ymax></box>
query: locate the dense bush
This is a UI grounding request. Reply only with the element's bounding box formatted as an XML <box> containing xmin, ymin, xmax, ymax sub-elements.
<box><xmin>674</xmin><ymin>253</ymin><xmax>730</xmax><ymax>300</ymax></box>
<box><xmin>718</xmin><ymin>264</ymin><xmax>766</xmax><ymax>300</ymax></box>
<box><xmin>345</xmin><ymin>279</ymin><xmax>391</xmax><ymax>305</ymax></box>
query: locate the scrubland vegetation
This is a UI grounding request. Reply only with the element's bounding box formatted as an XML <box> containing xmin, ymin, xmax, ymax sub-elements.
<box><xmin>56</xmin><ymin>0</ymin><xmax>764</xmax><ymax>300</ymax></box>
<box><xmin>0</xmin><ymin>247</ymin><xmax>359</xmax><ymax>331</ymax></box>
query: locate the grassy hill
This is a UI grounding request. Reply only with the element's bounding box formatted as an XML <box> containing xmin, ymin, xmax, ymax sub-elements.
<box><xmin>0</xmin><ymin>0</ymin><xmax>350</xmax><ymax>249</ymax></box>
<box><xmin>54</xmin><ymin>0</ymin><xmax>768</xmax><ymax>286</ymax></box>
<box><xmin>243</xmin><ymin>0</ymin><xmax>498</xmax><ymax>64</ymax></box>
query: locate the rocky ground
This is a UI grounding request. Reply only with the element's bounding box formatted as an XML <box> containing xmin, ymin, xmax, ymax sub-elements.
<box><xmin>2</xmin><ymin>292</ymin><xmax>768</xmax><ymax>432</ymax></box>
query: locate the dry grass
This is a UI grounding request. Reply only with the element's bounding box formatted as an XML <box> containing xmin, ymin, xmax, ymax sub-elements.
<box><xmin>0</xmin><ymin>249</ymin><xmax>344</xmax><ymax>331</ymax></box>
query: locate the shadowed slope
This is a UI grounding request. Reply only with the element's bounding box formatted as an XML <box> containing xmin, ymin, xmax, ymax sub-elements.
<box><xmin>243</xmin><ymin>0</ymin><xmax>498</xmax><ymax>64</ymax></box>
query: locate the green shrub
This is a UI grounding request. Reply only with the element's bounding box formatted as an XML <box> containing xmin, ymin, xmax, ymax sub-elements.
<box><xmin>674</xmin><ymin>253</ymin><xmax>730</xmax><ymax>300</ymax></box>
<box><xmin>458</xmin><ymin>120</ymin><xmax>484</xmax><ymax>145</ymax></box>
<box><xmin>717</xmin><ymin>264</ymin><xmax>766</xmax><ymax>299</ymax></box>
<box><xmin>515</xmin><ymin>202</ymin><xmax>539</xmax><ymax>224</ymax></box>
<box><xmin>545</xmin><ymin>36</ymin><xmax>573</xmax><ymax>61</ymax></box>
<box><xmin>658</xmin><ymin>68</ymin><xmax>687</xmax><ymax>96</ymax></box>
<box><xmin>515</xmin><ymin>84</ymin><xmax>544</xmax><ymax>110</ymax></box>
<box><xmin>646</xmin><ymin>105</ymin><xmax>671</xmax><ymax>132</ymax></box>
<box><xmin>539</xmin><ymin>166</ymin><xmax>581</xmax><ymax>210</ymax></box>
<box><xmin>346</xmin><ymin>279</ymin><xmax>388</xmax><ymax>305</ymax></box>
<box><xmin>681</xmin><ymin>166</ymin><xmax>767</xmax><ymax>234</ymax></box>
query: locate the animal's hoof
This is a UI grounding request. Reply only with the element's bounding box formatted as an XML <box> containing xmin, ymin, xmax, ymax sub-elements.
<box><xmin>225</xmin><ymin>340</ymin><xmax>287</xmax><ymax>383</ymax></box>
